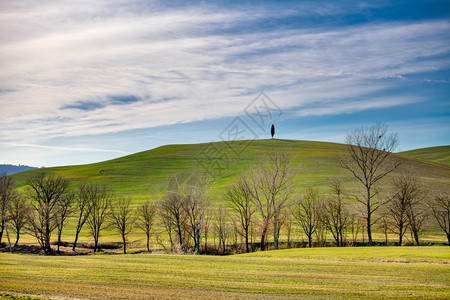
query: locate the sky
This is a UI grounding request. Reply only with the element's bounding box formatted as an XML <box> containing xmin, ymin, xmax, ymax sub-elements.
<box><xmin>0</xmin><ymin>0</ymin><xmax>449</xmax><ymax>167</ymax></box>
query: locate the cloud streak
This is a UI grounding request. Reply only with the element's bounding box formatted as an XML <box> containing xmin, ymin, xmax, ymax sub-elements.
<box><xmin>0</xmin><ymin>0</ymin><xmax>449</xmax><ymax>165</ymax></box>
<box><xmin>0</xmin><ymin>142</ymin><xmax>128</xmax><ymax>154</ymax></box>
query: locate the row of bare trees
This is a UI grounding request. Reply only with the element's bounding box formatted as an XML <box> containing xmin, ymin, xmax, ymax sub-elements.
<box><xmin>0</xmin><ymin>169</ymin><xmax>449</xmax><ymax>255</ymax></box>
<box><xmin>159</xmin><ymin>173</ymin><xmax>208</xmax><ymax>254</ymax></box>
<box><xmin>1</xmin><ymin>124</ymin><xmax>449</xmax><ymax>255</ymax></box>
<box><xmin>0</xmin><ymin>174</ymin><xmax>157</xmax><ymax>255</ymax></box>
<box><xmin>154</xmin><ymin>150</ymin><xmax>448</xmax><ymax>254</ymax></box>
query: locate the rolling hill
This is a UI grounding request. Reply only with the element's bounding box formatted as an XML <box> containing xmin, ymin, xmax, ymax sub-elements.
<box><xmin>400</xmin><ymin>145</ymin><xmax>450</xmax><ymax>165</ymax></box>
<box><xmin>11</xmin><ymin>139</ymin><xmax>450</xmax><ymax>203</ymax></box>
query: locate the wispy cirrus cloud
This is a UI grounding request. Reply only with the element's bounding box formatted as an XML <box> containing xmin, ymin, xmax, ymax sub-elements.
<box><xmin>0</xmin><ymin>0</ymin><xmax>449</xmax><ymax>165</ymax></box>
<box><xmin>0</xmin><ymin>142</ymin><xmax>127</xmax><ymax>154</ymax></box>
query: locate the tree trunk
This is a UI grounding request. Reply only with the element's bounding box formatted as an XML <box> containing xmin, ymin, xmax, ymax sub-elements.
<box><xmin>44</xmin><ymin>234</ymin><xmax>51</xmax><ymax>255</ymax></box>
<box><xmin>14</xmin><ymin>230</ymin><xmax>20</xmax><ymax>248</ymax></box>
<box><xmin>44</xmin><ymin>216</ymin><xmax>51</xmax><ymax>255</ymax></box>
<box><xmin>245</xmin><ymin>229</ymin><xmax>249</xmax><ymax>253</ymax></box>
<box><xmin>273</xmin><ymin>194</ymin><xmax>278</xmax><ymax>250</ymax></box>
<box><xmin>5</xmin><ymin>225</ymin><xmax>13</xmax><ymax>253</ymax></box>
<box><xmin>146</xmin><ymin>232</ymin><xmax>150</xmax><ymax>252</ymax></box>
<box><xmin>273</xmin><ymin>216</ymin><xmax>278</xmax><ymax>250</ymax></box>
<box><xmin>122</xmin><ymin>233</ymin><xmax>127</xmax><ymax>254</ymax></box>
<box><xmin>94</xmin><ymin>237</ymin><xmax>98</xmax><ymax>253</ymax></box>
<box><xmin>250</xmin><ymin>222</ymin><xmax>254</xmax><ymax>252</ymax></box>
<box><xmin>308</xmin><ymin>235</ymin><xmax>312</xmax><ymax>248</ymax></box>
<box><xmin>413</xmin><ymin>231</ymin><xmax>420</xmax><ymax>246</ymax></box>
<box><xmin>0</xmin><ymin>219</ymin><xmax>4</xmax><ymax>244</ymax></box>
<box><xmin>367</xmin><ymin>191</ymin><xmax>373</xmax><ymax>246</ymax></box>
<box><xmin>176</xmin><ymin>220</ymin><xmax>183</xmax><ymax>251</ymax></box>
<box><xmin>57</xmin><ymin>228</ymin><xmax>63</xmax><ymax>254</ymax></box>
<box><xmin>260</xmin><ymin>227</ymin><xmax>267</xmax><ymax>251</ymax></box>
<box><xmin>73</xmin><ymin>231</ymin><xmax>80</xmax><ymax>251</ymax></box>
<box><xmin>195</xmin><ymin>229</ymin><xmax>201</xmax><ymax>255</ymax></box>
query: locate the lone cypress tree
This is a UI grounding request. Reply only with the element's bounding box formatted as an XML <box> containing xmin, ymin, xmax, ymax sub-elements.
<box><xmin>271</xmin><ymin>124</ymin><xmax>275</xmax><ymax>139</ymax></box>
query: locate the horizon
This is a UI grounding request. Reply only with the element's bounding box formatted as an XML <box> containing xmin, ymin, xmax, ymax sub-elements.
<box><xmin>1</xmin><ymin>0</ymin><xmax>449</xmax><ymax>167</ymax></box>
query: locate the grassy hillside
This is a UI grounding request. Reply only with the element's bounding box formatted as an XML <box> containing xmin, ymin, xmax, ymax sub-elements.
<box><xmin>9</xmin><ymin>139</ymin><xmax>450</xmax><ymax>245</ymax></box>
<box><xmin>1</xmin><ymin>247</ymin><xmax>449</xmax><ymax>299</ymax></box>
<box><xmin>12</xmin><ymin>139</ymin><xmax>450</xmax><ymax>203</ymax></box>
<box><xmin>400</xmin><ymin>145</ymin><xmax>450</xmax><ymax>165</ymax></box>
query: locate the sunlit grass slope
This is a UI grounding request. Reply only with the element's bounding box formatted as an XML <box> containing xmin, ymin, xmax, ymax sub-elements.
<box><xmin>1</xmin><ymin>247</ymin><xmax>449</xmax><ymax>299</ymax></box>
<box><xmin>12</xmin><ymin>139</ymin><xmax>450</xmax><ymax>204</ymax></box>
<box><xmin>400</xmin><ymin>145</ymin><xmax>450</xmax><ymax>165</ymax></box>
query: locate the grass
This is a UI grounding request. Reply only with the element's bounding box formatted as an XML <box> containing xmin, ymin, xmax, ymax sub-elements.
<box><xmin>400</xmin><ymin>145</ymin><xmax>450</xmax><ymax>165</ymax></box>
<box><xmin>0</xmin><ymin>247</ymin><xmax>449</xmax><ymax>299</ymax></box>
<box><xmin>11</xmin><ymin>139</ymin><xmax>450</xmax><ymax>201</ymax></box>
<box><xmin>8</xmin><ymin>139</ymin><xmax>450</xmax><ymax>246</ymax></box>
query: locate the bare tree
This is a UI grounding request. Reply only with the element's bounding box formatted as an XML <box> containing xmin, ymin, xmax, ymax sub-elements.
<box><xmin>406</xmin><ymin>195</ymin><xmax>427</xmax><ymax>246</ymax></box>
<box><xmin>274</xmin><ymin>208</ymin><xmax>291</xmax><ymax>249</ymax></box>
<box><xmin>159</xmin><ymin>173</ymin><xmax>209</xmax><ymax>254</ymax></box>
<box><xmin>6</xmin><ymin>191</ymin><xmax>31</xmax><ymax>248</ymax></box>
<box><xmin>378</xmin><ymin>216</ymin><xmax>389</xmax><ymax>246</ymax></box>
<box><xmin>26</xmin><ymin>173</ymin><xmax>70</xmax><ymax>255</ymax></box>
<box><xmin>244</xmin><ymin>152</ymin><xmax>295</xmax><ymax>251</ymax></box>
<box><xmin>159</xmin><ymin>198</ymin><xmax>176</xmax><ymax>251</ymax></box>
<box><xmin>160</xmin><ymin>175</ymin><xmax>188</xmax><ymax>252</ymax></box>
<box><xmin>0</xmin><ymin>174</ymin><xmax>15</xmax><ymax>245</ymax></box>
<box><xmin>136</xmin><ymin>200</ymin><xmax>157</xmax><ymax>252</ymax></box>
<box><xmin>240</xmin><ymin>174</ymin><xmax>271</xmax><ymax>251</ymax></box>
<box><xmin>292</xmin><ymin>188</ymin><xmax>321</xmax><ymax>248</ymax></box>
<box><xmin>55</xmin><ymin>191</ymin><xmax>75</xmax><ymax>253</ymax></box>
<box><xmin>350</xmin><ymin>215</ymin><xmax>362</xmax><ymax>246</ymax></box>
<box><xmin>428</xmin><ymin>193</ymin><xmax>450</xmax><ymax>244</ymax></box>
<box><xmin>86</xmin><ymin>184</ymin><xmax>113</xmax><ymax>253</ymax></box>
<box><xmin>321</xmin><ymin>180</ymin><xmax>351</xmax><ymax>247</ymax></box>
<box><xmin>214</xmin><ymin>206</ymin><xmax>230</xmax><ymax>254</ymax></box>
<box><xmin>341</xmin><ymin>123</ymin><xmax>400</xmax><ymax>245</ymax></box>
<box><xmin>110</xmin><ymin>196</ymin><xmax>134</xmax><ymax>254</ymax></box>
<box><xmin>385</xmin><ymin>173</ymin><xmax>419</xmax><ymax>246</ymax></box>
<box><xmin>226</xmin><ymin>176</ymin><xmax>256</xmax><ymax>253</ymax></box>
<box><xmin>283</xmin><ymin>212</ymin><xmax>293</xmax><ymax>248</ymax></box>
<box><xmin>182</xmin><ymin>174</ymin><xmax>208</xmax><ymax>254</ymax></box>
<box><xmin>72</xmin><ymin>182</ymin><xmax>94</xmax><ymax>251</ymax></box>
<box><xmin>203</xmin><ymin>207</ymin><xmax>212</xmax><ymax>253</ymax></box>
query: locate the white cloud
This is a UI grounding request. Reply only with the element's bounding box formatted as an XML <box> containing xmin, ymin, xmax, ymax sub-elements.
<box><xmin>295</xmin><ymin>96</ymin><xmax>424</xmax><ymax>117</ymax></box>
<box><xmin>0</xmin><ymin>1</ymin><xmax>449</xmax><ymax>148</ymax></box>
<box><xmin>0</xmin><ymin>142</ymin><xmax>127</xmax><ymax>154</ymax></box>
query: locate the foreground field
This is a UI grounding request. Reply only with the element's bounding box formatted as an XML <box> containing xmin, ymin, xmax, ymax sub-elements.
<box><xmin>1</xmin><ymin>247</ymin><xmax>449</xmax><ymax>299</ymax></box>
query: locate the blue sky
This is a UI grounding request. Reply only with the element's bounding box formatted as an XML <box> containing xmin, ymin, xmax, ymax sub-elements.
<box><xmin>0</xmin><ymin>0</ymin><xmax>449</xmax><ymax>167</ymax></box>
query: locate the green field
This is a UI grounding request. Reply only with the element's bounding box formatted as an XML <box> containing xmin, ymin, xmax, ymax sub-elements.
<box><xmin>1</xmin><ymin>247</ymin><xmax>449</xmax><ymax>299</ymax></box>
<box><xmin>400</xmin><ymin>146</ymin><xmax>450</xmax><ymax>165</ymax></box>
<box><xmin>11</xmin><ymin>139</ymin><xmax>450</xmax><ymax>201</ymax></box>
<box><xmin>7</xmin><ymin>139</ymin><xmax>450</xmax><ymax>246</ymax></box>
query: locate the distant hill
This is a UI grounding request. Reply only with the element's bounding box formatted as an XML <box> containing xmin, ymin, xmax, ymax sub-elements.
<box><xmin>0</xmin><ymin>164</ymin><xmax>37</xmax><ymax>175</ymax></box>
<box><xmin>400</xmin><ymin>146</ymin><xmax>450</xmax><ymax>165</ymax></box>
<box><xmin>11</xmin><ymin>140</ymin><xmax>450</xmax><ymax>203</ymax></box>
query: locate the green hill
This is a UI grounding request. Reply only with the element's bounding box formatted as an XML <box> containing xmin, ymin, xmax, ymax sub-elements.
<box><xmin>400</xmin><ymin>145</ymin><xmax>450</xmax><ymax>165</ymax></box>
<box><xmin>12</xmin><ymin>139</ymin><xmax>450</xmax><ymax>203</ymax></box>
